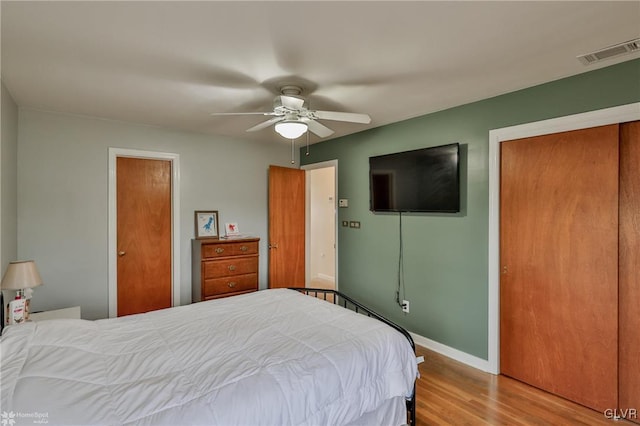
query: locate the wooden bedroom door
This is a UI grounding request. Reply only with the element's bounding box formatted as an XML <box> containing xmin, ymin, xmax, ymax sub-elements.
<box><xmin>268</xmin><ymin>165</ymin><xmax>305</xmax><ymax>288</ymax></box>
<box><xmin>117</xmin><ymin>157</ymin><xmax>172</xmax><ymax>316</ymax></box>
<box><xmin>500</xmin><ymin>125</ymin><xmax>619</xmax><ymax>412</ymax></box>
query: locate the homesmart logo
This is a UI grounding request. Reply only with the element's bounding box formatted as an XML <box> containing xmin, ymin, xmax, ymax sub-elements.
<box><xmin>1</xmin><ymin>411</ymin><xmax>49</xmax><ymax>425</ymax></box>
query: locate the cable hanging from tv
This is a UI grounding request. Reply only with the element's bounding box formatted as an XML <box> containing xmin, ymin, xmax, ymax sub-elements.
<box><xmin>396</xmin><ymin>211</ymin><xmax>406</xmax><ymax>310</ymax></box>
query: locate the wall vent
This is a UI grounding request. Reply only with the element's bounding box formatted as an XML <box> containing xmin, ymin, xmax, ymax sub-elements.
<box><xmin>578</xmin><ymin>39</ymin><xmax>640</xmax><ymax>65</ymax></box>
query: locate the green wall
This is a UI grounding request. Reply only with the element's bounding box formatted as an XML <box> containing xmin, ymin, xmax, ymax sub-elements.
<box><xmin>301</xmin><ymin>59</ymin><xmax>640</xmax><ymax>359</ymax></box>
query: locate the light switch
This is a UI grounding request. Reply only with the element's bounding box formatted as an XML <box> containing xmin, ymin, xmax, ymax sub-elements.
<box><xmin>338</xmin><ymin>199</ymin><xmax>349</xmax><ymax>208</ymax></box>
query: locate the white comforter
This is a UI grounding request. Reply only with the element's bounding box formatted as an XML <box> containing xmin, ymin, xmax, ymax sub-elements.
<box><xmin>1</xmin><ymin>289</ymin><xmax>417</xmax><ymax>425</ymax></box>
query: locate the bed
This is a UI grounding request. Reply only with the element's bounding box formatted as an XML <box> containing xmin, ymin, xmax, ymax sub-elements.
<box><xmin>1</xmin><ymin>288</ymin><xmax>418</xmax><ymax>425</ymax></box>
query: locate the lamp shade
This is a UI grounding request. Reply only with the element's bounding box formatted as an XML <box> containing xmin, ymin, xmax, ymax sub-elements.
<box><xmin>1</xmin><ymin>261</ymin><xmax>43</xmax><ymax>290</ymax></box>
<box><xmin>275</xmin><ymin>121</ymin><xmax>308</xmax><ymax>139</ymax></box>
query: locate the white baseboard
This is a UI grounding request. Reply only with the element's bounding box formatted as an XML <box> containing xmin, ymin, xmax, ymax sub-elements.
<box><xmin>410</xmin><ymin>331</ymin><xmax>493</xmax><ymax>374</ymax></box>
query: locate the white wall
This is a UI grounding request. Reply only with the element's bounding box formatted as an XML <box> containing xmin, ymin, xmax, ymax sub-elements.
<box><xmin>309</xmin><ymin>167</ymin><xmax>335</xmax><ymax>281</ymax></box>
<box><xmin>18</xmin><ymin>109</ymin><xmax>292</xmax><ymax>319</ymax></box>
<box><xmin>1</xmin><ymin>81</ymin><xmax>19</xmax><ymax>272</ymax></box>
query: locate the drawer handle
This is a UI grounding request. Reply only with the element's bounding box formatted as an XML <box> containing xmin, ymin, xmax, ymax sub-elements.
<box><xmin>240</xmin><ymin>245</ymin><xmax>248</xmax><ymax>252</ymax></box>
<box><xmin>228</xmin><ymin>282</ymin><xmax>236</xmax><ymax>288</ymax></box>
<box><xmin>228</xmin><ymin>265</ymin><xmax>236</xmax><ymax>271</ymax></box>
<box><xmin>215</xmin><ymin>248</ymin><xmax>225</xmax><ymax>254</ymax></box>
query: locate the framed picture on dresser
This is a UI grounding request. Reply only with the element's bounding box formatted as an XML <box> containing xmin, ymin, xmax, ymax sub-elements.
<box><xmin>224</xmin><ymin>222</ymin><xmax>240</xmax><ymax>237</ymax></box>
<box><xmin>194</xmin><ymin>210</ymin><xmax>219</xmax><ymax>239</ymax></box>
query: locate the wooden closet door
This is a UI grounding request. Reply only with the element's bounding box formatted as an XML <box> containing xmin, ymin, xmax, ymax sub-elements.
<box><xmin>500</xmin><ymin>125</ymin><xmax>619</xmax><ymax>412</ymax></box>
<box><xmin>619</xmin><ymin>120</ymin><xmax>640</xmax><ymax>421</ymax></box>
<box><xmin>117</xmin><ymin>157</ymin><xmax>172</xmax><ymax>316</ymax></box>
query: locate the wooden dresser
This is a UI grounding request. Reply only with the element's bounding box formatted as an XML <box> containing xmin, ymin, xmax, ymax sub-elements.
<box><xmin>192</xmin><ymin>237</ymin><xmax>260</xmax><ymax>302</ymax></box>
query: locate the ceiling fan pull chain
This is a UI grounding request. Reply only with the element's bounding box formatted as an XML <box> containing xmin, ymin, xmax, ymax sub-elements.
<box><xmin>306</xmin><ymin>130</ymin><xmax>310</xmax><ymax>156</ymax></box>
<box><xmin>291</xmin><ymin>138</ymin><xmax>295</xmax><ymax>164</ymax></box>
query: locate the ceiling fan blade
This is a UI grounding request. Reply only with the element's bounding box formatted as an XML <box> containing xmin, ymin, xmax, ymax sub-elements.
<box><xmin>303</xmin><ymin>119</ymin><xmax>335</xmax><ymax>138</ymax></box>
<box><xmin>210</xmin><ymin>112</ymin><xmax>274</xmax><ymax>116</ymax></box>
<box><xmin>279</xmin><ymin>95</ymin><xmax>305</xmax><ymax>110</ymax></box>
<box><xmin>246</xmin><ymin>116</ymin><xmax>284</xmax><ymax>132</ymax></box>
<box><xmin>313</xmin><ymin>110</ymin><xmax>371</xmax><ymax>124</ymax></box>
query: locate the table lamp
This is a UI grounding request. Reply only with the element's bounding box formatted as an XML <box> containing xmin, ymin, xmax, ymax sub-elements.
<box><xmin>1</xmin><ymin>260</ymin><xmax>43</xmax><ymax>325</ymax></box>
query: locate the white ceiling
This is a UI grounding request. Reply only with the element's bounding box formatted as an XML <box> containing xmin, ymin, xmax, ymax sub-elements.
<box><xmin>2</xmin><ymin>1</ymin><xmax>639</xmax><ymax>145</ymax></box>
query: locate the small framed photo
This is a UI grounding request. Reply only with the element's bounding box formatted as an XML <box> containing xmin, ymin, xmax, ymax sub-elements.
<box><xmin>225</xmin><ymin>222</ymin><xmax>240</xmax><ymax>237</ymax></box>
<box><xmin>195</xmin><ymin>210</ymin><xmax>219</xmax><ymax>239</ymax></box>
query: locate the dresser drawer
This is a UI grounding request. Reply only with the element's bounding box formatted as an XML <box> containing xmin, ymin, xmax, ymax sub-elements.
<box><xmin>203</xmin><ymin>273</ymin><xmax>257</xmax><ymax>298</ymax></box>
<box><xmin>192</xmin><ymin>237</ymin><xmax>260</xmax><ymax>303</ymax></box>
<box><xmin>203</xmin><ymin>257</ymin><xmax>258</xmax><ymax>278</ymax></box>
<box><xmin>202</xmin><ymin>241</ymin><xmax>259</xmax><ymax>258</ymax></box>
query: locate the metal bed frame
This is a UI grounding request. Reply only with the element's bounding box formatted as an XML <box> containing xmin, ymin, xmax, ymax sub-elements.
<box><xmin>290</xmin><ymin>287</ymin><xmax>417</xmax><ymax>426</ymax></box>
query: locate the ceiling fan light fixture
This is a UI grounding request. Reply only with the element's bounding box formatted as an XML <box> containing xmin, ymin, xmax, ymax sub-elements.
<box><xmin>275</xmin><ymin>121</ymin><xmax>307</xmax><ymax>139</ymax></box>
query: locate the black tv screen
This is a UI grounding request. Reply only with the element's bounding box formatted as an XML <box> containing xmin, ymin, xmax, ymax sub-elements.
<box><xmin>369</xmin><ymin>143</ymin><xmax>460</xmax><ymax>213</ymax></box>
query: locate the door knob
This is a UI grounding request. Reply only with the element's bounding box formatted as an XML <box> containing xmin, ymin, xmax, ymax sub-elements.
<box><xmin>269</xmin><ymin>243</ymin><xmax>278</xmax><ymax>249</ymax></box>
<box><xmin>118</xmin><ymin>251</ymin><xmax>126</xmax><ymax>257</ymax></box>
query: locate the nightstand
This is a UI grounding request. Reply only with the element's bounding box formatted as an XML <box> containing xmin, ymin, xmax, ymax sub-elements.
<box><xmin>30</xmin><ymin>306</ymin><xmax>81</xmax><ymax>321</ymax></box>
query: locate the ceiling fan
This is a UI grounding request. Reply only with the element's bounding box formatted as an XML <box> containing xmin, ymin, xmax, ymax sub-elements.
<box><xmin>210</xmin><ymin>85</ymin><xmax>371</xmax><ymax>139</ymax></box>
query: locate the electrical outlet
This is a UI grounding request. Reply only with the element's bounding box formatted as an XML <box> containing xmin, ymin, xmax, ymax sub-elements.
<box><xmin>349</xmin><ymin>221</ymin><xmax>361</xmax><ymax>229</ymax></box>
<box><xmin>402</xmin><ymin>300</ymin><xmax>410</xmax><ymax>313</ymax></box>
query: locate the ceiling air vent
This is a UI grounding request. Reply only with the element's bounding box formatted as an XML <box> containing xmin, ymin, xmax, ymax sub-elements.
<box><xmin>578</xmin><ymin>39</ymin><xmax>640</xmax><ymax>65</ymax></box>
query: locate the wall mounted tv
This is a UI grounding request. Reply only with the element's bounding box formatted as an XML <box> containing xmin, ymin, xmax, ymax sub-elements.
<box><xmin>369</xmin><ymin>143</ymin><xmax>460</xmax><ymax>213</ymax></box>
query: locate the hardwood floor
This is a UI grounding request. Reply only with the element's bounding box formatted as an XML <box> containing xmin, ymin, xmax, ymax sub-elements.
<box><xmin>415</xmin><ymin>346</ymin><xmax>634</xmax><ymax>425</ymax></box>
<box><xmin>309</xmin><ymin>277</ymin><xmax>336</xmax><ymax>302</ymax></box>
<box><xmin>309</xmin><ymin>277</ymin><xmax>335</xmax><ymax>290</ymax></box>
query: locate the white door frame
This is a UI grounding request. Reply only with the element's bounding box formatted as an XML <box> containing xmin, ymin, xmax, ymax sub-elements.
<box><xmin>487</xmin><ymin>102</ymin><xmax>640</xmax><ymax>374</ymax></box>
<box><xmin>108</xmin><ymin>148</ymin><xmax>181</xmax><ymax>318</ymax></box>
<box><xmin>302</xmin><ymin>160</ymin><xmax>338</xmax><ymax>290</ymax></box>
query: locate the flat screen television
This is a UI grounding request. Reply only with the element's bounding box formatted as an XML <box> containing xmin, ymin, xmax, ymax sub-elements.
<box><xmin>369</xmin><ymin>143</ymin><xmax>460</xmax><ymax>213</ymax></box>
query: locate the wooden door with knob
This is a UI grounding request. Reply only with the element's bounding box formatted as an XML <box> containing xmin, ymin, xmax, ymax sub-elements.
<box><xmin>117</xmin><ymin>157</ymin><xmax>172</xmax><ymax>316</ymax></box>
<box><xmin>268</xmin><ymin>165</ymin><xmax>305</xmax><ymax>288</ymax></box>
